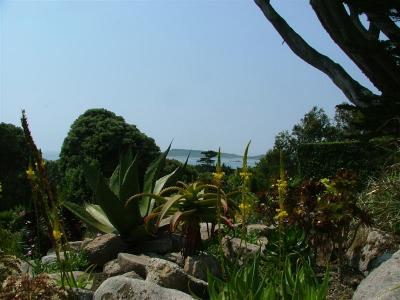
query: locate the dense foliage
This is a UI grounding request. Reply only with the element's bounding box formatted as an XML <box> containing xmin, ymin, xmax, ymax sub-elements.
<box><xmin>59</xmin><ymin>108</ymin><xmax>160</xmax><ymax>204</ymax></box>
<box><xmin>0</xmin><ymin>123</ymin><xmax>31</xmax><ymax>211</ymax></box>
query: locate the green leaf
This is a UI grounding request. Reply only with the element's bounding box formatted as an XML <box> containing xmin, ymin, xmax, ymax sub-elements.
<box><xmin>140</xmin><ymin>144</ymin><xmax>171</xmax><ymax>216</ymax></box>
<box><xmin>109</xmin><ymin>164</ymin><xmax>121</xmax><ymax>197</ymax></box>
<box><xmin>120</xmin><ymin>153</ymin><xmax>141</xmax><ymax>214</ymax></box>
<box><xmin>85</xmin><ymin>204</ymin><xmax>116</xmax><ymax>232</ymax></box>
<box><xmin>156</xmin><ymin>194</ymin><xmax>183</xmax><ymax>226</ymax></box>
<box><xmin>62</xmin><ymin>201</ymin><xmax>116</xmax><ymax>234</ymax></box>
<box><xmin>92</xmin><ymin>175</ymin><xmax>133</xmax><ymax>236</ymax></box>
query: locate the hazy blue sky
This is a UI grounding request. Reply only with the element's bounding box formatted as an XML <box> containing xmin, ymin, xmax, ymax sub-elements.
<box><xmin>0</xmin><ymin>0</ymin><xmax>375</xmax><ymax>155</ymax></box>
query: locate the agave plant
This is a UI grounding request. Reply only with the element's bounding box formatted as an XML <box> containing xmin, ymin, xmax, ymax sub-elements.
<box><xmin>128</xmin><ymin>179</ymin><xmax>237</xmax><ymax>257</ymax></box>
<box><xmin>63</xmin><ymin>146</ymin><xmax>179</xmax><ymax>241</ymax></box>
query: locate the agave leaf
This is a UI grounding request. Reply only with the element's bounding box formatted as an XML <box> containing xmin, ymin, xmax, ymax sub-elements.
<box><xmin>119</xmin><ymin>148</ymin><xmax>134</xmax><ymax>186</ymax></box>
<box><xmin>140</xmin><ymin>144</ymin><xmax>171</xmax><ymax>217</ymax></box>
<box><xmin>145</xmin><ymin>167</ymin><xmax>179</xmax><ymax>213</ymax></box>
<box><xmin>156</xmin><ymin>194</ymin><xmax>183</xmax><ymax>226</ymax></box>
<box><xmin>170</xmin><ymin>211</ymin><xmax>183</xmax><ymax>231</ymax></box>
<box><xmin>62</xmin><ymin>201</ymin><xmax>116</xmax><ymax>234</ymax></box>
<box><xmin>91</xmin><ymin>175</ymin><xmax>134</xmax><ymax>236</ymax></box>
<box><xmin>153</xmin><ymin>168</ymin><xmax>178</xmax><ymax>195</ymax></box>
<box><xmin>120</xmin><ymin>155</ymin><xmax>140</xmax><ymax>206</ymax></box>
<box><xmin>85</xmin><ymin>204</ymin><xmax>116</xmax><ymax>232</ymax></box>
<box><xmin>109</xmin><ymin>164</ymin><xmax>121</xmax><ymax>197</ymax></box>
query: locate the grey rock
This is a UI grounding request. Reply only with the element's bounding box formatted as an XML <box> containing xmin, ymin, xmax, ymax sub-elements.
<box><xmin>146</xmin><ymin>258</ymin><xmax>208</xmax><ymax>298</ymax></box>
<box><xmin>84</xmin><ymin>233</ymin><xmax>128</xmax><ymax>267</ymax></box>
<box><xmin>103</xmin><ymin>259</ymin><xmax>123</xmax><ymax>277</ymax></box>
<box><xmin>222</xmin><ymin>236</ymin><xmax>263</xmax><ymax>259</ymax></box>
<box><xmin>184</xmin><ymin>255</ymin><xmax>221</xmax><ymax>281</ymax></box>
<box><xmin>164</xmin><ymin>252</ymin><xmax>184</xmax><ymax>266</ymax></box>
<box><xmin>91</xmin><ymin>272</ymin><xmax>110</xmax><ymax>292</ymax></box>
<box><xmin>353</xmin><ymin>250</ymin><xmax>400</xmax><ymax>300</ymax></box>
<box><xmin>347</xmin><ymin>227</ymin><xmax>396</xmax><ymax>274</ymax></box>
<box><xmin>121</xmin><ymin>271</ymin><xmax>142</xmax><ymax>280</ymax></box>
<box><xmin>41</xmin><ymin>252</ymin><xmax>68</xmax><ymax>264</ymax></box>
<box><xmin>93</xmin><ymin>276</ymin><xmax>194</xmax><ymax>300</ymax></box>
<box><xmin>67</xmin><ymin>287</ymin><xmax>94</xmax><ymax>300</ymax></box>
<box><xmin>68</xmin><ymin>241</ymin><xmax>84</xmax><ymax>251</ymax></box>
<box><xmin>117</xmin><ymin>253</ymin><xmax>151</xmax><ymax>278</ymax></box>
<box><xmin>20</xmin><ymin>260</ymin><xmax>33</xmax><ymax>277</ymax></box>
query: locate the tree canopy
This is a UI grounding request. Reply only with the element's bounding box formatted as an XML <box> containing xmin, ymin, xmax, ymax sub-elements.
<box><xmin>255</xmin><ymin>0</ymin><xmax>400</xmax><ymax>136</ymax></box>
<box><xmin>0</xmin><ymin>123</ymin><xmax>30</xmax><ymax>211</ymax></box>
<box><xmin>59</xmin><ymin>108</ymin><xmax>160</xmax><ymax>203</ymax></box>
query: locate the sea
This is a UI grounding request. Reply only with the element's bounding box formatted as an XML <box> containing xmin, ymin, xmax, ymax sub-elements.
<box><xmin>167</xmin><ymin>155</ymin><xmax>260</xmax><ymax>169</ymax></box>
<box><xmin>42</xmin><ymin>152</ymin><xmax>260</xmax><ymax>169</ymax></box>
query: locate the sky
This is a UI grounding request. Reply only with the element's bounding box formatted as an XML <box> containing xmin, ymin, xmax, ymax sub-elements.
<box><xmin>0</xmin><ymin>0</ymin><xmax>376</xmax><ymax>155</ymax></box>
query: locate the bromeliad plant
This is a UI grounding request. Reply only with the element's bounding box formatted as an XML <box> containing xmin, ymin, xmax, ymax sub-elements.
<box><xmin>64</xmin><ymin>145</ymin><xmax>179</xmax><ymax>241</ymax></box>
<box><xmin>128</xmin><ymin>181</ymin><xmax>237</xmax><ymax>257</ymax></box>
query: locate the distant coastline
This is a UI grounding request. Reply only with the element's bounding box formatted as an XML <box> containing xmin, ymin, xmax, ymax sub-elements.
<box><xmin>42</xmin><ymin>148</ymin><xmax>262</xmax><ymax>168</ymax></box>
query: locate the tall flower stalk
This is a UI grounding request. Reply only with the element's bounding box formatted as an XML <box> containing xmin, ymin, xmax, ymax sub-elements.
<box><xmin>212</xmin><ymin>148</ymin><xmax>225</xmax><ymax>268</ymax></box>
<box><xmin>21</xmin><ymin>111</ymin><xmax>78</xmax><ymax>288</ymax></box>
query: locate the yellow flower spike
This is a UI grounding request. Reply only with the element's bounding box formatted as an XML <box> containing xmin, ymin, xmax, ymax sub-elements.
<box><xmin>52</xmin><ymin>229</ymin><xmax>62</xmax><ymax>241</ymax></box>
<box><xmin>239</xmin><ymin>171</ymin><xmax>251</xmax><ymax>182</ymax></box>
<box><xmin>274</xmin><ymin>208</ymin><xmax>289</xmax><ymax>223</ymax></box>
<box><xmin>212</xmin><ymin>171</ymin><xmax>225</xmax><ymax>184</ymax></box>
<box><xmin>26</xmin><ymin>166</ymin><xmax>35</xmax><ymax>179</ymax></box>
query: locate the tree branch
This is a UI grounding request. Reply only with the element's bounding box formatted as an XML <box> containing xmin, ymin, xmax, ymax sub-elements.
<box><xmin>254</xmin><ymin>0</ymin><xmax>375</xmax><ymax>108</ymax></box>
<box><xmin>310</xmin><ymin>0</ymin><xmax>400</xmax><ymax>97</ymax></box>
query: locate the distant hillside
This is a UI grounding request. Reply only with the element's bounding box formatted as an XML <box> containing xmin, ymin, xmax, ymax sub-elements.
<box><xmin>168</xmin><ymin>148</ymin><xmax>262</xmax><ymax>159</ymax></box>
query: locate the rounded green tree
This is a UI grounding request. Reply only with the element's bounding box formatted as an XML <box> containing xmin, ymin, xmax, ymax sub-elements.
<box><xmin>59</xmin><ymin>108</ymin><xmax>160</xmax><ymax>204</ymax></box>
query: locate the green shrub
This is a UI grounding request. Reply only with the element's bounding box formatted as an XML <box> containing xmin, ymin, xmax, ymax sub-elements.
<box><xmin>297</xmin><ymin>141</ymin><xmax>388</xmax><ymax>183</ymax></box>
<box><xmin>358</xmin><ymin>165</ymin><xmax>400</xmax><ymax>234</ymax></box>
<box><xmin>31</xmin><ymin>250</ymin><xmax>90</xmax><ymax>276</ymax></box>
<box><xmin>0</xmin><ymin>123</ymin><xmax>31</xmax><ymax>211</ymax></box>
<box><xmin>0</xmin><ymin>228</ymin><xmax>23</xmax><ymax>256</ymax></box>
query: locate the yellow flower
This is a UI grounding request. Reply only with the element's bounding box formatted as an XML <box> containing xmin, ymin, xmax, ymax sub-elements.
<box><xmin>212</xmin><ymin>171</ymin><xmax>225</xmax><ymax>183</ymax></box>
<box><xmin>52</xmin><ymin>230</ymin><xmax>62</xmax><ymax>241</ymax></box>
<box><xmin>274</xmin><ymin>208</ymin><xmax>289</xmax><ymax>222</ymax></box>
<box><xmin>26</xmin><ymin>167</ymin><xmax>35</xmax><ymax>179</ymax></box>
<box><xmin>239</xmin><ymin>171</ymin><xmax>251</xmax><ymax>182</ymax></box>
<box><xmin>239</xmin><ymin>202</ymin><xmax>251</xmax><ymax>215</ymax></box>
<box><xmin>277</xmin><ymin>179</ymin><xmax>287</xmax><ymax>196</ymax></box>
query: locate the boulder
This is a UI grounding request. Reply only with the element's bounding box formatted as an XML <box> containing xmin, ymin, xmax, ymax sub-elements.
<box><xmin>246</xmin><ymin>224</ymin><xmax>270</xmax><ymax>236</ymax></box>
<box><xmin>122</xmin><ymin>271</ymin><xmax>142</xmax><ymax>280</ymax></box>
<box><xmin>164</xmin><ymin>252</ymin><xmax>184</xmax><ymax>266</ymax></box>
<box><xmin>353</xmin><ymin>250</ymin><xmax>400</xmax><ymax>300</ymax></box>
<box><xmin>67</xmin><ymin>287</ymin><xmax>94</xmax><ymax>300</ymax></box>
<box><xmin>117</xmin><ymin>253</ymin><xmax>151</xmax><ymax>278</ymax></box>
<box><xmin>222</xmin><ymin>236</ymin><xmax>263</xmax><ymax>260</ymax></box>
<box><xmin>83</xmin><ymin>233</ymin><xmax>128</xmax><ymax>267</ymax></box>
<box><xmin>347</xmin><ymin>227</ymin><xmax>397</xmax><ymax>274</ymax></box>
<box><xmin>184</xmin><ymin>255</ymin><xmax>221</xmax><ymax>281</ymax></box>
<box><xmin>103</xmin><ymin>259</ymin><xmax>124</xmax><ymax>277</ymax></box>
<box><xmin>93</xmin><ymin>276</ymin><xmax>194</xmax><ymax>300</ymax></box>
<box><xmin>146</xmin><ymin>258</ymin><xmax>208</xmax><ymax>298</ymax></box>
<box><xmin>41</xmin><ymin>252</ymin><xmax>69</xmax><ymax>265</ymax></box>
<box><xmin>67</xmin><ymin>241</ymin><xmax>84</xmax><ymax>251</ymax></box>
<box><xmin>133</xmin><ymin>233</ymin><xmax>183</xmax><ymax>254</ymax></box>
